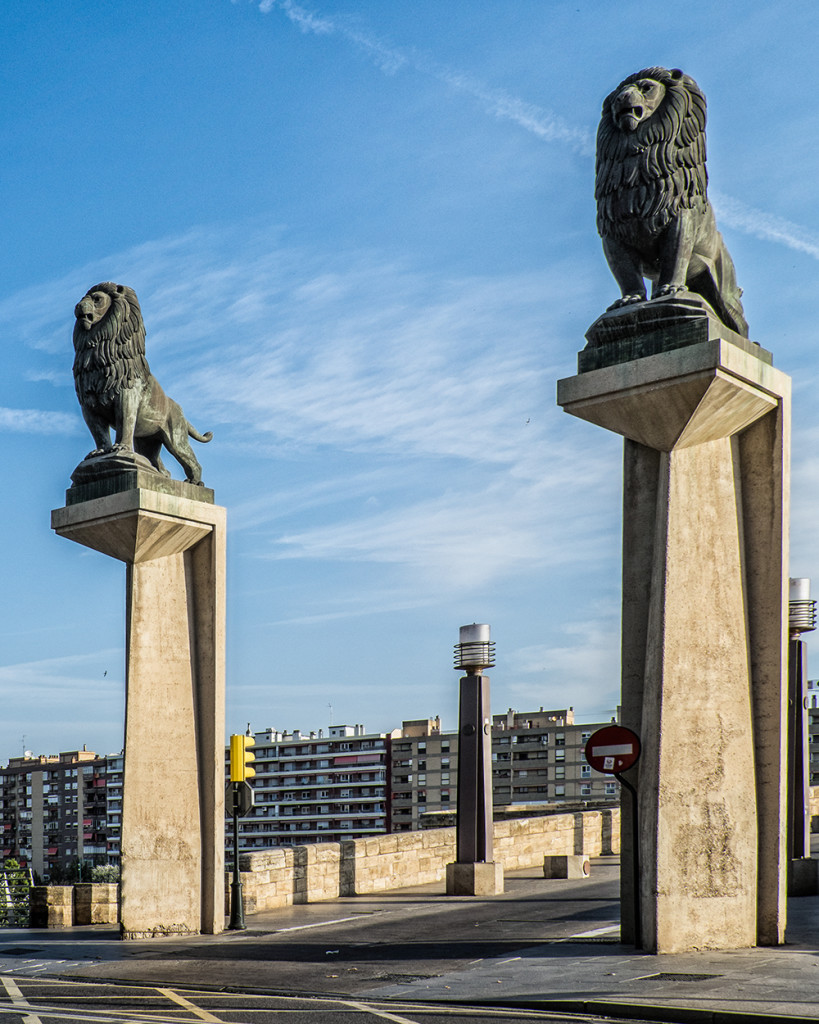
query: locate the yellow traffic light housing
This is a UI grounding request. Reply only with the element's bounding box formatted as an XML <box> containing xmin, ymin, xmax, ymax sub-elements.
<box><xmin>230</xmin><ymin>734</ymin><xmax>255</xmax><ymax>782</ymax></box>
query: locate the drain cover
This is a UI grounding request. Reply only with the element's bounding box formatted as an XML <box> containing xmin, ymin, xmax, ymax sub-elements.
<box><xmin>640</xmin><ymin>972</ymin><xmax>723</xmax><ymax>983</ymax></box>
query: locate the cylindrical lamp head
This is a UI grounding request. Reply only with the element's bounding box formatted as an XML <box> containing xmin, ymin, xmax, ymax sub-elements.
<box><xmin>454</xmin><ymin>623</ymin><xmax>495</xmax><ymax>673</ymax></box>
<box><xmin>789</xmin><ymin>577</ymin><xmax>817</xmax><ymax>636</ymax></box>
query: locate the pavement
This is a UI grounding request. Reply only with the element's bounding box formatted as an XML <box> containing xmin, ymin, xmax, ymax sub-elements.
<box><xmin>3</xmin><ymin>854</ymin><xmax>819</xmax><ymax>1023</ymax></box>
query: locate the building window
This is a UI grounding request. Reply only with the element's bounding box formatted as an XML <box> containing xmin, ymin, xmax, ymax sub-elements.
<box><xmin>554</xmin><ymin>766</ymin><xmax>565</xmax><ymax>779</ymax></box>
<box><xmin>441</xmin><ymin>790</ymin><xmax>450</xmax><ymax>803</ymax></box>
<box><xmin>417</xmin><ymin>790</ymin><xmax>426</xmax><ymax>803</ymax></box>
<box><xmin>555</xmin><ymin>750</ymin><xmax>565</xmax><ymax>762</ymax></box>
<box><xmin>441</xmin><ymin>773</ymin><xmax>450</xmax><ymax>784</ymax></box>
<box><xmin>605</xmin><ymin>783</ymin><xmax>617</xmax><ymax>796</ymax></box>
<box><xmin>554</xmin><ymin>785</ymin><xmax>565</xmax><ymax>796</ymax></box>
<box><xmin>580</xmin><ymin>783</ymin><xmax>592</xmax><ymax>796</ymax></box>
<box><xmin>581</xmin><ymin>765</ymin><xmax>591</xmax><ymax>778</ymax></box>
<box><xmin>555</xmin><ymin>733</ymin><xmax>565</xmax><ymax>747</ymax></box>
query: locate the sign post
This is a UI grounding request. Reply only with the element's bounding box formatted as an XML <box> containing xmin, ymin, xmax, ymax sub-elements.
<box><xmin>585</xmin><ymin>725</ymin><xmax>642</xmax><ymax>948</ymax></box>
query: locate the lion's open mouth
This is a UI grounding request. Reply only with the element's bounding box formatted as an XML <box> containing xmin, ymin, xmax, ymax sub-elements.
<box><xmin>616</xmin><ymin>105</ymin><xmax>643</xmax><ymax>129</ymax></box>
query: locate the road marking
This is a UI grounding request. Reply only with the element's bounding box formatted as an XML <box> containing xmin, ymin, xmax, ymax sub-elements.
<box><xmin>571</xmin><ymin>924</ymin><xmax>620</xmax><ymax>938</ymax></box>
<box><xmin>1</xmin><ymin>977</ymin><xmax>42</xmax><ymax>1024</ymax></box>
<box><xmin>496</xmin><ymin>956</ymin><xmax>521</xmax><ymax>964</ymax></box>
<box><xmin>342</xmin><ymin>1000</ymin><xmax>421</xmax><ymax>1024</ymax></box>
<box><xmin>157</xmin><ymin>988</ymin><xmax>223</xmax><ymax>1022</ymax></box>
<box><xmin>273</xmin><ymin>913</ymin><xmax>375</xmax><ymax>933</ymax></box>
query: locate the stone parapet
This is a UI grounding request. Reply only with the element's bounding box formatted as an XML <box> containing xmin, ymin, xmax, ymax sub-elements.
<box><xmin>29</xmin><ymin>886</ymin><xmax>74</xmax><ymax>928</ymax></box>
<box><xmin>232</xmin><ymin>809</ymin><xmax>620</xmax><ymax>912</ymax></box>
<box><xmin>73</xmin><ymin>883</ymin><xmax>119</xmax><ymax>925</ymax></box>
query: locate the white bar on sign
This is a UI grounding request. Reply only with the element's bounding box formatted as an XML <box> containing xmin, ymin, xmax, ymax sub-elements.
<box><xmin>592</xmin><ymin>743</ymin><xmax>633</xmax><ymax>756</ymax></box>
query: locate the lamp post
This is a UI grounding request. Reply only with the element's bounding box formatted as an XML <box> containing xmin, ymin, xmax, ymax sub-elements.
<box><xmin>445</xmin><ymin>624</ymin><xmax>504</xmax><ymax>896</ymax></box>
<box><xmin>788</xmin><ymin>579</ymin><xmax>816</xmax><ymax>869</ymax></box>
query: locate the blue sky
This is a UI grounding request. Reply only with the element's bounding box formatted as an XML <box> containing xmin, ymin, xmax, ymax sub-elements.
<box><xmin>3</xmin><ymin>0</ymin><xmax>819</xmax><ymax>760</ymax></box>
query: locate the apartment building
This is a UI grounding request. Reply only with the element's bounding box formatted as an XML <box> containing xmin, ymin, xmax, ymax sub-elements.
<box><xmin>390</xmin><ymin>707</ymin><xmax>619</xmax><ymax>832</ymax></box>
<box><xmin>231</xmin><ymin>724</ymin><xmax>393</xmax><ymax>850</ymax></box>
<box><xmin>0</xmin><ymin>748</ymin><xmax>119</xmax><ymax>879</ymax></box>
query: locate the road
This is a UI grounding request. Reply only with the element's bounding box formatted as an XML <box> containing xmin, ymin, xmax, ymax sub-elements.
<box><xmin>0</xmin><ymin>975</ymin><xmax>642</xmax><ymax>1024</ymax></box>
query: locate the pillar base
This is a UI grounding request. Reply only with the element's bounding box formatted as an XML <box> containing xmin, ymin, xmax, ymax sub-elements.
<box><xmin>446</xmin><ymin>861</ymin><xmax>503</xmax><ymax>896</ymax></box>
<box><xmin>543</xmin><ymin>855</ymin><xmax>590</xmax><ymax>879</ymax></box>
<box><xmin>788</xmin><ymin>858</ymin><xmax>819</xmax><ymax>897</ymax></box>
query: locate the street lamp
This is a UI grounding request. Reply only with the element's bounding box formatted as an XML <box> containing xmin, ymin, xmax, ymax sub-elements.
<box><xmin>446</xmin><ymin>624</ymin><xmax>503</xmax><ymax>896</ymax></box>
<box><xmin>788</xmin><ymin>580</ymin><xmax>816</xmax><ymax>877</ymax></box>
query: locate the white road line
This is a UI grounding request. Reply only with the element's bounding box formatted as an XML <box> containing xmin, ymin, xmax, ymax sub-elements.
<box><xmin>157</xmin><ymin>988</ymin><xmax>223</xmax><ymax>1023</ymax></box>
<box><xmin>342</xmin><ymin>1000</ymin><xmax>421</xmax><ymax>1024</ymax></box>
<box><xmin>496</xmin><ymin>956</ymin><xmax>521</xmax><ymax>965</ymax></box>
<box><xmin>273</xmin><ymin>913</ymin><xmax>374</xmax><ymax>933</ymax></box>
<box><xmin>0</xmin><ymin>977</ymin><xmax>42</xmax><ymax>1024</ymax></box>
<box><xmin>570</xmin><ymin>924</ymin><xmax>620</xmax><ymax>938</ymax></box>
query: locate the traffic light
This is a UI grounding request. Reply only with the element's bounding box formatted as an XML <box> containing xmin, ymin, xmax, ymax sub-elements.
<box><xmin>230</xmin><ymin>734</ymin><xmax>255</xmax><ymax>782</ymax></box>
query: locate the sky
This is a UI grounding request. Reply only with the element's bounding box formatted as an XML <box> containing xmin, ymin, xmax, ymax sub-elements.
<box><xmin>3</xmin><ymin>0</ymin><xmax>819</xmax><ymax>760</ymax></box>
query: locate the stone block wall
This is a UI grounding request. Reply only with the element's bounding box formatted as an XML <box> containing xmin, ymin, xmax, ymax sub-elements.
<box><xmin>74</xmin><ymin>883</ymin><xmax>119</xmax><ymax>925</ymax></box>
<box><xmin>29</xmin><ymin>886</ymin><xmax>74</xmax><ymax>928</ymax></box>
<box><xmin>235</xmin><ymin>807</ymin><xmax>620</xmax><ymax>912</ymax></box>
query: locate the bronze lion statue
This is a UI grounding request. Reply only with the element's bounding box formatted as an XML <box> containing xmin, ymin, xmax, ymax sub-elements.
<box><xmin>73</xmin><ymin>282</ymin><xmax>212</xmax><ymax>485</ymax></box>
<box><xmin>595</xmin><ymin>67</ymin><xmax>748</xmax><ymax>337</ymax></box>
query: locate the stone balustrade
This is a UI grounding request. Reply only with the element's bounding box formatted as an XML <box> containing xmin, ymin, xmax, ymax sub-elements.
<box><xmin>234</xmin><ymin>807</ymin><xmax>620</xmax><ymax>913</ymax></box>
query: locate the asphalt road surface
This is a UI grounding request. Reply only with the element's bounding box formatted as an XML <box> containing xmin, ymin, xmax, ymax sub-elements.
<box><xmin>0</xmin><ymin>975</ymin><xmax>644</xmax><ymax>1024</ymax></box>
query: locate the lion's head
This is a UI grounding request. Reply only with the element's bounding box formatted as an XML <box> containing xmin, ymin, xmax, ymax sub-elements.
<box><xmin>73</xmin><ymin>282</ymin><xmax>150</xmax><ymax>402</ymax></box>
<box><xmin>595</xmin><ymin>67</ymin><xmax>708</xmax><ymax>240</ymax></box>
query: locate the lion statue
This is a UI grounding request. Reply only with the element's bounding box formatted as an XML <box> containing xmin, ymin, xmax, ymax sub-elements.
<box><xmin>73</xmin><ymin>282</ymin><xmax>212</xmax><ymax>485</ymax></box>
<box><xmin>595</xmin><ymin>67</ymin><xmax>748</xmax><ymax>337</ymax></box>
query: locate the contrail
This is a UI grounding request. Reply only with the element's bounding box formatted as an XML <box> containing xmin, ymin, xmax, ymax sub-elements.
<box><xmin>257</xmin><ymin>0</ymin><xmax>819</xmax><ymax>261</ymax></box>
<box><xmin>258</xmin><ymin>0</ymin><xmax>593</xmax><ymax>155</ymax></box>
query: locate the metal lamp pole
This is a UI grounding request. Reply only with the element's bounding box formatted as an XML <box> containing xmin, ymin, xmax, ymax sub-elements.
<box><xmin>788</xmin><ymin>578</ymin><xmax>816</xmax><ymax>862</ymax></box>
<box><xmin>453</xmin><ymin>624</ymin><xmax>495</xmax><ymax>866</ymax></box>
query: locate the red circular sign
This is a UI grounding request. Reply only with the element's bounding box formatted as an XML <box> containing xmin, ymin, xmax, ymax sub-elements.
<box><xmin>584</xmin><ymin>725</ymin><xmax>640</xmax><ymax>774</ymax></box>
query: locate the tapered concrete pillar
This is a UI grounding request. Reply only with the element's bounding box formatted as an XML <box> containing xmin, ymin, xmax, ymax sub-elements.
<box><xmin>557</xmin><ymin>300</ymin><xmax>790</xmax><ymax>953</ymax></box>
<box><xmin>52</xmin><ymin>473</ymin><xmax>226</xmax><ymax>938</ymax></box>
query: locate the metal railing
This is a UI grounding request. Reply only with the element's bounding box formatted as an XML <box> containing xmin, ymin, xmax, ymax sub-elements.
<box><xmin>0</xmin><ymin>867</ymin><xmax>32</xmax><ymax>927</ymax></box>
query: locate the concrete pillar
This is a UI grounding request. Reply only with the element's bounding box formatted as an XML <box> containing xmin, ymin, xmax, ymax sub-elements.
<box><xmin>558</xmin><ymin>304</ymin><xmax>790</xmax><ymax>952</ymax></box>
<box><xmin>30</xmin><ymin>771</ymin><xmax>44</xmax><ymax>880</ymax></box>
<box><xmin>52</xmin><ymin>474</ymin><xmax>226</xmax><ymax>938</ymax></box>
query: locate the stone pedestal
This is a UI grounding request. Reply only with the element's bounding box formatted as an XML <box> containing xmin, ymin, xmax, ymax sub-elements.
<box><xmin>52</xmin><ymin>474</ymin><xmax>226</xmax><ymax>938</ymax></box>
<box><xmin>445</xmin><ymin>861</ymin><xmax>504</xmax><ymax>896</ymax></box>
<box><xmin>557</xmin><ymin>302</ymin><xmax>790</xmax><ymax>953</ymax></box>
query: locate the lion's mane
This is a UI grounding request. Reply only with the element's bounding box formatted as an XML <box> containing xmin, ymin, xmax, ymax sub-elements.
<box><xmin>595</xmin><ymin>67</ymin><xmax>708</xmax><ymax>243</ymax></box>
<box><xmin>73</xmin><ymin>282</ymin><xmax>151</xmax><ymax>408</ymax></box>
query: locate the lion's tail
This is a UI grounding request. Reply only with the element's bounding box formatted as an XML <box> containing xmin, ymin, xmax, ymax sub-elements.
<box><xmin>188</xmin><ymin>424</ymin><xmax>213</xmax><ymax>444</ymax></box>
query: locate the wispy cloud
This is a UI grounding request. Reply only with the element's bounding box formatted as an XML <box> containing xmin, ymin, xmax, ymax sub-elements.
<box><xmin>711</xmin><ymin>192</ymin><xmax>819</xmax><ymax>261</ymax></box>
<box><xmin>0</xmin><ymin>407</ymin><xmax>81</xmax><ymax>435</ymax></box>
<box><xmin>255</xmin><ymin>2</ymin><xmax>819</xmax><ymax>265</ymax></box>
<box><xmin>506</xmin><ymin>620</ymin><xmax>621</xmax><ymax>720</ymax></box>
<box><xmin>257</xmin><ymin>0</ymin><xmax>593</xmax><ymax>155</ymax></box>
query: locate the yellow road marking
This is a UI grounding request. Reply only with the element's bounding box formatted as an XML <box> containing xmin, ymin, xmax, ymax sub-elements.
<box><xmin>0</xmin><ymin>977</ymin><xmax>43</xmax><ymax>1024</ymax></box>
<box><xmin>341</xmin><ymin>1000</ymin><xmax>421</xmax><ymax>1024</ymax></box>
<box><xmin>156</xmin><ymin>988</ymin><xmax>222</xmax><ymax>1022</ymax></box>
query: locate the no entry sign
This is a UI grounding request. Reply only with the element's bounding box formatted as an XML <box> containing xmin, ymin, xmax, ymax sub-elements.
<box><xmin>584</xmin><ymin>725</ymin><xmax>641</xmax><ymax>774</ymax></box>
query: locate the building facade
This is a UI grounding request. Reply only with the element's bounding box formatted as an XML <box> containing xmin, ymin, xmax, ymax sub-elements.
<box><xmin>390</xmin><ymin>708</ymin><xmax>619</xmax><ymax>832</ymax></box>
<box><xmin>231</xmin><ymin>724</ymin><xmax>393</xmax><ymax>850</ymax></box>
<box><xmin>0</xmin><ymin>749</ymin><xmax>120</xmax><ymax>879</ymax></box>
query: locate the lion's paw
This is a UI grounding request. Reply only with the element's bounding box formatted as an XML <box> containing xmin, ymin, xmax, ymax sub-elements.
<box><xmin>608</xmin><ymin>294</ymin><xmax>646</xmax><ymax>310</ymax></box>
<box><xmin>654</xmin><ymin>284</ymin><xmax>687</xmax><ymax>298</ymax></box>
